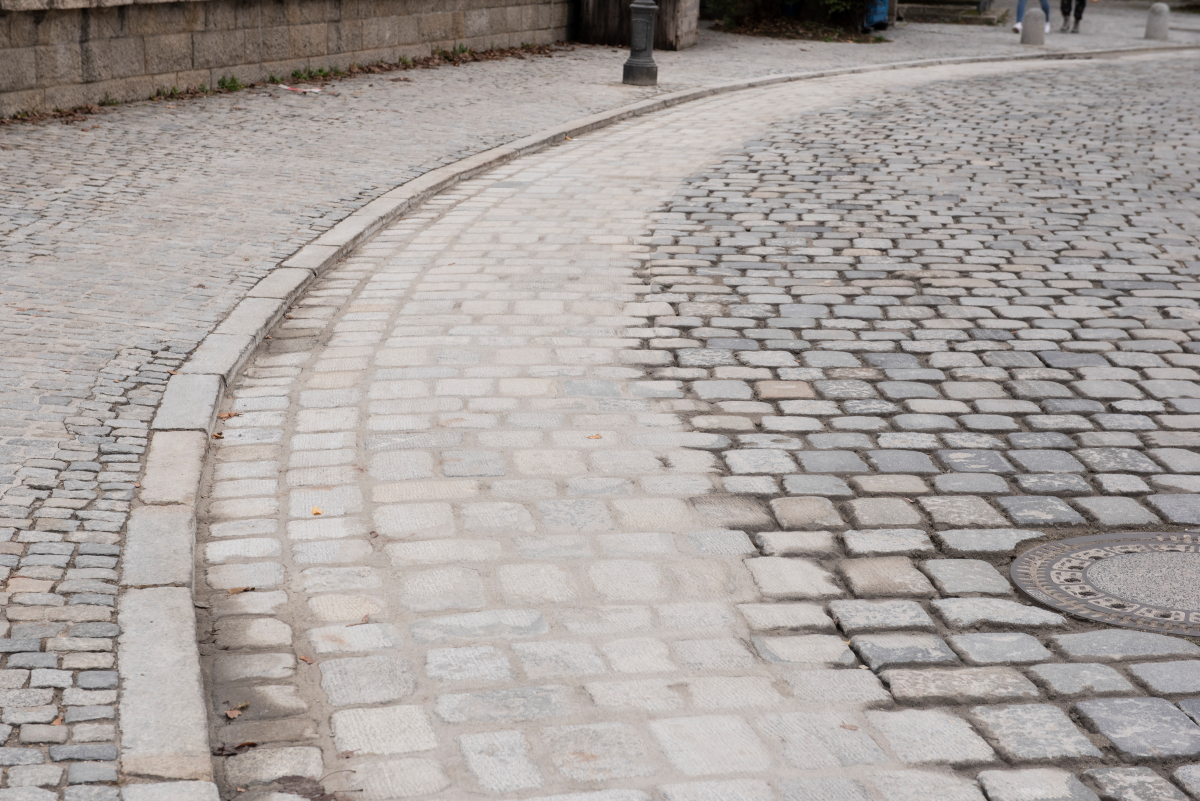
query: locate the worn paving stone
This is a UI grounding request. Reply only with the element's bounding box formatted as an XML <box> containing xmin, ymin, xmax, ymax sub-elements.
<box><xmin>1053</xmin><ymin>632</ymin><xmax>1200</xmax><ymax>662</ymax></box>
<box><xmin>1028</xmin><ymin>664</ymin><xmax>1137</xmax><ymax>697</ymax></box>
<box><xmin>865</xmin><ymin>709</ymin><xmax>995</xmax><ymax>766</ymax></box>
<box><xmin>978</xmin><ymin>769</ymin><xmax>1100</xmax><ymax>801</ymax></box>
<box><xmin>851</xmin><ymin>633</ymin><xmax>959</xmax><ymax>671</ymax></box>
<box><xmin>1083</xmin><ymin>767</ymin><xmax>1189</xmax><ymax>801</ymax></box>
<box><xmin>1076</xmin><ymin>698</ymin><xmax>1200</xmax><ymax>758</ymax></box>
<box><xmin>971</xmin><ymin>704</ymin><xmax>1103</xmax><ymax>760</ymax></box>
<box><xmin>883</xmin><ymin>667</ymin><xmax>1040</xmax><ymax>705</ymax></box>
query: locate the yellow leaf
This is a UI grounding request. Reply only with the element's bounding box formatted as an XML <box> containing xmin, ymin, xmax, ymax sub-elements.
<box><xmin>312</xmin><ymin>506</ymin><xmax>323</xmax><ymax>516</ymax></box>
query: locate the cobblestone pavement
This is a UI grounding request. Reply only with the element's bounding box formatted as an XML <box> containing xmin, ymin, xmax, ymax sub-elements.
<box><xmin>196</xmin><ymin>50</ymin><xmax>1200</xmax><ymax>801</ymax></box>
<box><xmin>1</xmin><ymin>9</ymin><xmax>1197</xmax><ymax>798</ymax></box>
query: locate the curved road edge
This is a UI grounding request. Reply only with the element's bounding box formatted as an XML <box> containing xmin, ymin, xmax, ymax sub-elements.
<box><xmin>118</xmin><ymin>41</ymin><xmax>1198</xmax><ymax>794</ymax></box>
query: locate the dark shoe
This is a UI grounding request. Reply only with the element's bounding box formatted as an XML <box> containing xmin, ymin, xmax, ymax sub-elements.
<box><xmin>1060</xmin><ymin>18</ymin><xmax>1070</xmax><ymax>31</ymax></box>
<box><xmin>1071</xmin><ymin>18</ymin><xmax>1080</xmax><ymax>32</ymax></box>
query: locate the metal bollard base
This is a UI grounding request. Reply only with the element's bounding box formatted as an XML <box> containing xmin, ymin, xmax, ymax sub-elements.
<box><xmin>623</xmin><ymin>62</ymin><xmax>658</xmax><ymax>86</ymax></box>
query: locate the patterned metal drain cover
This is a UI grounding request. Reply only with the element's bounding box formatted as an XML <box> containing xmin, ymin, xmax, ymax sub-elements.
<box><xmin>1012</xmin><ymin>532</ymin><xmax>1200</xmax><ymax>636</ymax></box>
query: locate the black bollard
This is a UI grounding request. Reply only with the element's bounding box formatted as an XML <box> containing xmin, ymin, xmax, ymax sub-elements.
<box><xmin>623</xmin><ymin>0</ymin><xmax>659</xmax><ymax>86</ymax></box>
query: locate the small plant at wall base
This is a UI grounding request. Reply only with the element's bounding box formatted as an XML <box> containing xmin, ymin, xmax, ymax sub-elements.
<box><xmin>217</xmin><ymin>75</ymin><xmax>244</xmax><ymax>91</ymax></box>
<box><xmin>99</xmin><ymin>94</ymin><xmax>120</xmax><ymax>106</ymax></box>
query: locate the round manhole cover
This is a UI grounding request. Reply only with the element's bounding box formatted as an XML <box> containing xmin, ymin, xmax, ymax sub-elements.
<box><xmin>1012</xmin><ymin>532</ymin><xmax>1200</xmax><ymax>636</ymax></box>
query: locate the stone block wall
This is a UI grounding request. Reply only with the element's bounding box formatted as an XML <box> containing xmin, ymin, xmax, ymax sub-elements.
<box><xmin>0</xmin><ymin>0</ymin><xmax>573</xmax><ymax>116</ymax></box>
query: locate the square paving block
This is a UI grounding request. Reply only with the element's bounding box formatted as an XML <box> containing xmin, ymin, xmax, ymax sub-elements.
<box><xmin>883</xmin><ymin>667</ymin><xmax>1039</xmax><ymax>705</ymax></box>
<box><xmin>851</xmin><ymin>475</ymin><xmax>931</xmax><ymax>495</ymax></box>
<box><xmin>690</xmin><ymin>496</ymin><xmax>774</xmax><ymax>530</ymax></box>
<box><xmin>931</xmin><ymin>599</ymin><xmax>1065</xmax><ymax>628</ymax></box>
<box><xmin>950</xmin><ymin>633</ymin><xmax>1053</xmax><ymax>665</ymax></box>
<box><xmin>1052</xmin><ymin>631</ymin><xmax>1200</xmax><ymax>661</ymax></box>
<box><xmin>867</xmin><ymin>450</ymin><xmax>940</xmax><ymax>474</ymax></box>
<box><xmin>1083</xmin><ymin>767</ymin><xmax>1188</xmax><ymax>801</ymax></box>
<box><xmin>753</xmin><ymin>531</ymin><xmax>838</xmax><ymax>557</ymax></box>
<box><xmin>970</xmin><ymin>704</ymin><xmax>1102</xmax><ymax>760</ymax></box>
<box><xmin>934</xmin><ymin>474</ymin><xmax>1011</xmax><ymax>495</ymax></box>
<box><xmin>977</xmin><ymin>769</ymin><xmax>1100</xmax><ymax>801</ymax></box>
<box><xmin>1175</xmin><ymin>765</ymin><xmax>1200</xmax><ymax>799</ymax></box>
<box><xmin>864</xmin><ymin>708</ymin><xmax>995</xmax><ymax>766</ymax></box>
<box><xmin>782</xmin><ymin>475</ymin><xmax>854</xmax><ymax>497</ymax></box>
<box><xmin>1009</xmin><ymin>450</ymin><xmax>1087</xmax><ymax>473</ymax></box>
<box><xmin>867</xmin><ymin>770</ymin><xmax>987</xmax><ymax>801</ymax></box>
<box><xmin>996</xmin><ymin>496</ymin><xmax>1086</xmax><ymax>526</ymax></box>
<box><xmin>1128</xmin><ymin>661</ymin><xmax>1200</xmax><ymax>695</ymax></box>
<box><xmin>938</xmin><ymin>450</ymin><xmax>1016</xmax><ymax>473</ymax></box>
<box><xmin>1027</xmin><ymin>663</ymin><xmax>1135</xmax><ymax>697</ymax></box>
<box><xmin>843</xmin><ymin>529</ymin><xmax>935</xmax><ymax>557</ymax></box>
<box><xmin>756</xmin><ymin>709</ymin><xmax>887</xmax><ymax>769</ymax></box>
<box><xmin>770</xmin><ymin>497</ymin><xmax>846</xmax><ymax>530</ymax></box>
<box><xmin>779</xmin><ymin>778</ymin><xmax>871</xmax><ymax>801</ymax></box>
<box><xmin>784</xmin><ymin>669</ymin><xmax>892</xmax><ymax>705</ymax></box>
<box><xmin>1076</xmin><ymin>697</ymin><xmax>1200</xmax><ymax>758</ymax></box>
<box><xmin>847</xmin><ymin>499</ymin><xmax>925</xmax><ymax>529</ymax></box>
<box><xmin>796</xmin><ymin>450</ymin><xmax>870</xmax><ymax>474</ymax></box>
<box><xmin>1016</xmin><ymin>474</ymin><xmax>1094</xmax><ymax>496</ymax></box>
<box><xmin>745</xmin><ymin>557</ymin><xmax>841</xmax><ymax>600</ymax></box>
<box><xmin>1146</xmin><ymin>494</ymin><xmax>1200</xmax><ymax>525</ymax></box>
<box><xmin>649</xmin><ymin>715</ymin><xmax>772</xmax><ymax>776</ymax></box>
<box><xmin>922</xmin><ymin>559</ymin><xmax>1011</xmax><ymax>595</ymax></box>
<box><xmin>753</xmin><ymin>635</ymin><xmax>857</xmax><ymax>667</ymax></box>
<box><xmin>1073</xmin><ymin>497</ymin><xmax>1161</xmax><ymax>526</ymax></box>
<box><xmin>850</xmin><ymin>633</ymin><xmax>958</xmax><ymax>671</ymax></box>
<box><xmin>840</xmin><ymin>557</ymin><xmax>936</xmax><ymax>597</ymax></box>
<box><xmin>920</xmin><ymin>497</ymin><xmax>1009</xmax><ymax>528</ymax></box>
<box><xmin>829</xmin><ymin>600</ymin><xmax>935</xmax><ymax>634</ymax></box>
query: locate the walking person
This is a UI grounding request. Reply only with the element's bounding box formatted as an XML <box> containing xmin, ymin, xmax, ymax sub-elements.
<box><xmin>1060</xmin><ymin>0</ymin><xmax>1087</xmax><ymax>32</ymax></box>
<box><xmin>1013</xmin><ymin>0</ymin><xmax>1052</xmax><ymax>33</ymax></box>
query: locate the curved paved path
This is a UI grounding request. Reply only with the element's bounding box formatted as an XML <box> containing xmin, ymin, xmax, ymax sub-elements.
<box><xmin>198</xmin><ymin>50</ymin><xmax>1200</xmax><ymax>801</ymax></box>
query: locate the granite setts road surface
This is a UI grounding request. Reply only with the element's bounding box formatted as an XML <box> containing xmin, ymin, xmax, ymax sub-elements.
<box><xmin>2</xmin><ymin>5</ymin><xmax>1200</xmax><ymax>799</ymax></box>
<box><xmin>198</xmin><ymin>50</ymin><xmax>1200</xmax><ymax>801</ymax></box>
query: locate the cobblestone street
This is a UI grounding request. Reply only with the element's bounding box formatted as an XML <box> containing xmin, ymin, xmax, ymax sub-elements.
<box><xmin>194</xmin><ymin>50</ymin><xmax>1200</xmax><ymax>801</ymax></box>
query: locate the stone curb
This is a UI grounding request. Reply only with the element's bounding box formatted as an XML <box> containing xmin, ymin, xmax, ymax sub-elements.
<box><xmin>120</xmin><ymin>40</ymin><xmax>1197</xmax><ymax>789</ymax></box>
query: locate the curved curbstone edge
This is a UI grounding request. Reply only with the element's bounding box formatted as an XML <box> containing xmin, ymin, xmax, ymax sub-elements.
<box><xmin>121</xmin><ymin>40</ymin><xmax>1198</xmax><ymax>784</ymax></box>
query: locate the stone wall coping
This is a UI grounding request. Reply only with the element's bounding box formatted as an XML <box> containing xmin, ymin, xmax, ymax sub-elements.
<box><xmin>122</xmin><ymin>41</ymin><xmax>1197</xmax><ymax>783</ymax></box>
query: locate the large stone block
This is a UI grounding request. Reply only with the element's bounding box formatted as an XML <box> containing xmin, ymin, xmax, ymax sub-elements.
<box><xmin>81</xmin><ymin>37</ymin><xmax>144</xmax><ymax>81</ymax></box>
<box><xmin>144</xmin><ymin>33</ymin><xmax>193</xmax><ymax>74</ymax></box>
<box><xmin>32</xmin><ymin>10</ymin><xmax>81</xmax><ymax>45</ymax></box>
<box><xmin>288</xmin><ymin>22</ymin><xmax>328</xmax><ymax>58</ymax></box>
<box><xmin>192</xmin><ymin>28</ymin><xmax>245</xmax><ymax>70</ymax></box>
<box><xmin>0</xmin><ymin>47</ymin><xmax>36</xmax><ymax>92</ymax></box>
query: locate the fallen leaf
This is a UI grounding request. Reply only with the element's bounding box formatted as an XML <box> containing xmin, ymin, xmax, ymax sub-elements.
<box><xmin>840</xmin><ymin>723</ymin><xmax>858</xmax><ymax>731</ymax></box>
<box><xmin>212</xmin><ymin>432</ymin><xmax>224</xmax><ymax>439</ymax></box>
<box><xmin>265</xmin><ymin>335</ymin><xmax>272</xmax><ymax>339</ymax></box>
<box><xmin>312</xmin><ymin>506</ymin><xmax>323</xmax><ymax>516</ymax></box>
<box><xmin>227</xmin><ymin>587</ymin><xmax>249</xmax><ymax>595</ymax></box>
<box><xmin>168</xmin><ymin>370</ymin><xmax>179</xmax><ymax>375</ymax></box>
<box><xmin>339</xmin><ymin>750</ymin><xmax>355</xmax><ymax>759</ymax></box>
<box><xmin>347</xmin><ymin>614</ymin><xmax>370</xmax><ymax>627</ymax></box>
<box><xmin>225</xmin><ymin>709</ymin><xmax>242</xmax><ymax>719</ymax></box>
<box><xmin>299</xmin><ymin>655</ymin><xmax>313</xmax><ymax>664</ymax></box>
<box><xmin>50</xmin><ymin>716</ymin><xmax>62</xmax><ymax>726</ymax></box>
<box><xmin>133</xmin><ymin>483</ymin><xmax>140</xmax><ymax>488</ymax></box>
<box><xmin>369</xmin><ymin>531</ymin><xmax>379</xmax><ymax>539</ymax></box>
<box><xmin>587</xmin><ymin>434</ymin><xmax>602</xmax><ymax>440</ymax></box>
<box><xmin>565</xmin><ymin>135</ymin><xmax>573</xmax><ymax>140</ymax></box>
<box><xmin>285</xmin><ymin>314</ymin><xmax>294</xmax><ymax>319</ymax></box>
<box><xmin>218</xmin><ymin>412</ymin><xmax>241</xmax><ymax>420</ymax></box>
